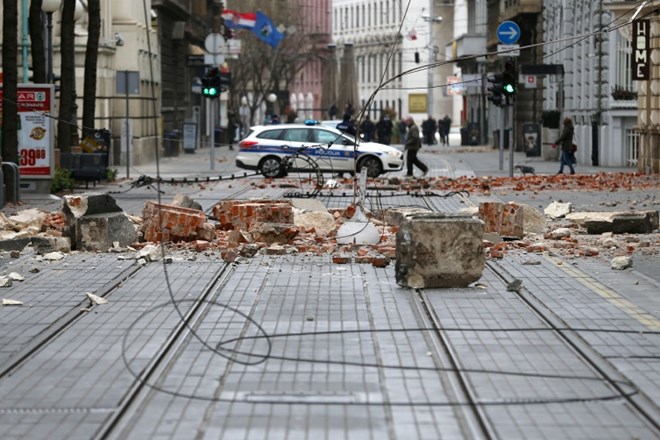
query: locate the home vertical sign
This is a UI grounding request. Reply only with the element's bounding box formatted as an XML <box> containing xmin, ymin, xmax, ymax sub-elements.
<box><xmin>632</xmin><ymin>19</ymin><xmax>650</xmax><ymax>81</ymax></box>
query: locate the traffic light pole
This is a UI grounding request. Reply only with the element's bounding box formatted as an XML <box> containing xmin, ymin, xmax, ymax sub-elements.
<box><xmin>498</xmin><ymin>105</ymin><xmax>505</xmax><ymax>171</ymax></box>
<box><xmin>210</xmin><ymin>98</ymin><xmax>216</xmax><ymax>171</ymax></box>
<box><xmin>508</xmin><ymin>96</ymin><xmax>515</xmax><ymax>177</ymax></box>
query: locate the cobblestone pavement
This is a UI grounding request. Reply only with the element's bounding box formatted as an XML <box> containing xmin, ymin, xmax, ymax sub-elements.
<box><xmin>0</xmin><ymin>145</ymin><xmax>658</xmax><ymax>439</ymax></box>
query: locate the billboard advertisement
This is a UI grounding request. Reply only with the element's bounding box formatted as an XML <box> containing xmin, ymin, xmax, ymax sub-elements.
<box><xmin>0</xmin><ymin>84</ymin><xmax>55</xmax><ymax>178</ymax></box>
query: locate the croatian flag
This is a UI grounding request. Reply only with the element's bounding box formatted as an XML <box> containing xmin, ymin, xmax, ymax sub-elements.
<box><xmin>221</xmin><ymin>9</ymin><xmax>256</xmax><ymax>30</ymax></box>
<box><xmin>253</xmin><ymin>11</ymin><xmax>283</xmax><ymax>48</ymax></box>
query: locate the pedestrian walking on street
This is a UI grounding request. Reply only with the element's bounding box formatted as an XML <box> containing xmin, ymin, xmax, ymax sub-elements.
<box><xmin>404</xmin><ymin>116</ymin><xmax>429</xmax><ymax>177</ymax></box>
<box><xmin>553</xmin><ymin>116</ymin><xmax>576</xmax><ymax>175</ymax></box>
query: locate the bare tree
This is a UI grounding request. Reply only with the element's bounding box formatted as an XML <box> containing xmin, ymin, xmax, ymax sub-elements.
<box><xmin>28</xmin><ymin>0</ymin><xmax>47</xmax><ymax>84</ymax></box>
<box><xmin>57</xmin><ymin>0</ymin><xmax>77</xmax><ymax>152</ymax></box>
<box><xmin>82</xmin><ymin>0</ymin><xmax>101</xmax><ymax>139</ymax></box>
<box><xmin>226</xmin><ymin>0</ymin><xmax>319</xmax><ymax>125</ymax></box>
<box><xmin>1</xmin><ymin>0</ymin><xmax>19</xmax><ymax>163</ymax></box>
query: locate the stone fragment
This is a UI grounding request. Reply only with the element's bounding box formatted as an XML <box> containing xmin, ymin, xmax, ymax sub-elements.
<box><xmin>31</xmin><ymin>236</ymin><xmax>72</xmax><ymax>254</ymax></box>
<box><xmin>519</xmin><ymin>203</ymin><xmax>547</xmax><ymax>234</ymax></box>
<box><xmin>611</xmin><ymin>256</ymin><xmax>632</xmax><ymax>270</ymax></box>
<box><xmin>62</xmin><ymin>193</ymin><xmax>136</xmax><ymax>250</ymax></box>
<box><xmin>2</xmin><ymin>298</ymin><xmax>22</xmax><ymax>306</ymax></box>
<box><xmin>293</xmin><ymin>209</ymin><xmax>336</xmax><ymax>236</ymax></box>
<box><xmin>8</xmin><ymin>273</ymin><xmax>25</xmax><ymax>282</ymax></box>
<box><xmin>43</xmin><ymin>251</ymin><xmax>66</xmax><ymax>261</ymax></box>
<box><xmin>86</xmin><ymin>292</ymin><xmax>108</xmax><ymax>305</ymax></box>
<box><xmin>239</xmin><ymin>243</ymin><xmax>261</xmax><ymax>258</ymax></box>
<box><xmin>291</xmin><ymin>199</ymin><xmax>328</xmax><ymax>212</ymax></box>
<box><xmin>264</xmin><ymin>244</ymin><xmax>288</xmax><ymax>255</ymax></box>
<box><xmin>544</xmin><ymin>201</ymin><xmax>572</xmax><ymax>219</ymax></box>
<box><xmin>196</xmin><ymin>222</ymin><xmax>216</xmax><ymax>242</ymax></box>
<box><xmin>587</xmin><ymin>211</ymin><xmax>658</xmax><ymax>234</ymax></box>
<box><xmin>395</xmin><ymin>213</ymin><xmax>485</xmax><ymax>288</ymax></box>
<box><xmin>0</xmin><ymin>277</ymin><xmax>13</xmax><ymax>287</ymax></box>
<box><xmin>136</xmin><ymin>244</ymin><xmax>165</xmax><ymax>262</ymax></box>
<box><xmin>548</xmin><ymin>227</ymin><xmax>572</xmax><ymax>239</ymax></box>
<box><xmin>171</xmin><ymin>194</ymin><xmax>203</xmax><ymax>211</ymax></box>
<box><xmin>250</xmin><ymin>223</ymin><xmax>299</xmax><ymax>245</ymax></box>
<box><xmin>8</xmin><ymin>208</ymin><xmax>47</xmax><ymax>232</ymax></box>
<box><xmin>383</xmin><ymin>207</ymin><xmax>433</xmax><ymax>227</ymax></box>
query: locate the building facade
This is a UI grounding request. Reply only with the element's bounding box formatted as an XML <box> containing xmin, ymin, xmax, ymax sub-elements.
<box><xmin>543</xmin><ymin>0</ymin><xmax>638</xmax><ymax>168</ymax></box>
<box><xmin>287</xmin><ymin>0</ymin><xmax>332</xmax><ymax>121</ymax></box>
<box><xmin>332</xmin><ymin>0</ymin><xmax>454</xmax><ymax>126</ymax></box>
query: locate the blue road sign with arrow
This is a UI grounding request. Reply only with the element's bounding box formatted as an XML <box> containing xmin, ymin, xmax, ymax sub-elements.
<box><xmin>497</xmin><ymin>21</ymin><xmax>521</xmax><ymax>45</ymax></box>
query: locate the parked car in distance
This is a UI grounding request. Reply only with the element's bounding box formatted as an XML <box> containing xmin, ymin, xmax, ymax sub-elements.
<box><xmin>235</xmin><ymin>121</ymin><xmax>404</xmax><ymax>178</ymax></box>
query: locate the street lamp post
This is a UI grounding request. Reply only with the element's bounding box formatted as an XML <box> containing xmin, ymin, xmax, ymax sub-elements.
<box><xmin>423</xmin><ymin>14</ymin><xmax>443</xmax><ymax>117</ymax></box>
<box><xmin>41</xmin><ymin>0</ymin><xmax>61</xmax><ymax>85</ymax></box>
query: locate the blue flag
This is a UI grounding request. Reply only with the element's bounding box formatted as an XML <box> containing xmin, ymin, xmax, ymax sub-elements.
<box><xmin>252</xmin><ymin>11</ymin><xmax>283</xmax><ymax>48</ymax></box>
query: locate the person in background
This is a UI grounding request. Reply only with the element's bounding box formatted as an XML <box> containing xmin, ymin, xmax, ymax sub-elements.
<box><xmin>360</xmin><ymin>115</ymin><xmax>375</xmax><ymax>142</ymax></box>
<box><xmin>270</xmin><ymin>114</ymin><xmax>281</xmax><ymax>124</ymax></box>
<box><xmin>421</xmin><ymin>115</ymin><xmax>437</xmax><ymax>145</ymax></box>
<box><xmin>398</xmin><ymin>119</ymin><xmax>407</xmax><ymax>144</ymax></box>
<box><xmin>376</xmin><ymin>114</ymin><xmax>393</xmax><ymax>145</ymax></box>
<box><xmin>336</xmin><ymin>112</ymin><xmax>357</xmax><ymax>136</ymax></box>
<box><xmin>440</xmin><ymin>114</ymin><xmax>452</xmax><ymax>145</ymax></box>
<box><xmin>404</xmin><ymin>116</ymin><xmax>429</xmax><ymax>178</ymax></box>
<box><xmin>553</xmin><ymin>116</ymin><xmax>576</xmax><ymax>175</ymax></box>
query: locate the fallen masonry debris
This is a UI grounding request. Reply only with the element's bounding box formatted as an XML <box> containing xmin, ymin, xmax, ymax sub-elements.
<box><xmin>396</xmin><ymin>213</ymin><xmax>485</xmax><ymax>288</ymax></box>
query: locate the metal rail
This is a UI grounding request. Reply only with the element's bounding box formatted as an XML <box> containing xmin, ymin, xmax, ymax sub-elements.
<box><xmin>486</xmin><ymin>260</ymin><xmax>660</xmax><ymax>433</ymax></box>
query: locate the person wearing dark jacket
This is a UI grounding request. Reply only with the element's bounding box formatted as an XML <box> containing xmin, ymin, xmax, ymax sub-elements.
<box><xmin>421</xmin><ymin>115</ymin><xmax>437</xmax><ymax>145</ymax></box>
<box><xmin>553</xmin><ymin>116</ymin><xmax>576</xmax><ymax>175</ymax></box>
<box><xmin>404</xmin><ymin>116</ymin><xmax>429</xmax><ymax>177</ymax></box>
<box><xmin>336</xmin><ymin>113</ymin><xmax>357</xmax><ymax>136</ymax></box>
<box><xmin>360</xmin><ymin>115</ymin><xmax>375</xmax><ymax>142</ymax></box>
<box><xmin>376</xmin><ymin>115</ymin><xmax>393</xmax><ymax>145</ymax></box>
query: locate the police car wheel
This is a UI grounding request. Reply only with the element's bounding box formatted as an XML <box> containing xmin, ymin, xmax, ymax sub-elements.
<box><xmin>358</xmin><ymin>156</ymin><xmax>382</xmax><ymax>178</ymax></box>
<box><xmin>260</xmin><ymin>156</ymin><xmax>284</xmax><ymax>178</ymax></box>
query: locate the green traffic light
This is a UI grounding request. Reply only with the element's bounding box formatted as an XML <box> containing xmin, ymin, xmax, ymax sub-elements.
<box><xmin>203</xmin><ymin>87</ymin><xmax>219</xmax><ymax>97</ymax></box>
<box><xmin>504</xmin><ymin>83</ymin><xmax>515</xmax><ymax>94</ymax></box>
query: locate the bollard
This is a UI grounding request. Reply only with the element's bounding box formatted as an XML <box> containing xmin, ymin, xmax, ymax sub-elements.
<box><xmin>2</xmin><ymin>162</ymin><xmax>21</xmax><ymax>204</ymax></box>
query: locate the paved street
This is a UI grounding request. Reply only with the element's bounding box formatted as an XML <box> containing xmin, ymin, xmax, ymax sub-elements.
<box><xmin>1</xmin><ymin>144</ymin><xmax>659</xmax><ymax>439</ymax></box>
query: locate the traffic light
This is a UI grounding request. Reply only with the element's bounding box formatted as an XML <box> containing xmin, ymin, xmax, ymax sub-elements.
<box><xmin>502</xmin><ymin>62</ymin><xmax>517</xmax><ymax>96</ymax></box>
<box><xmin>487</xmin><ymin>73</ymin><xmax>504</xmax><ymax>107</ymax></box>
<box><xmin>202</xmin><ymin>68</ymin><xmax>220</xmax><ymax>99</ymax></box>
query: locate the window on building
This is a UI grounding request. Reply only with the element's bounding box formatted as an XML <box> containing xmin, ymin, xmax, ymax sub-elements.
<box><xmin>616</xmin><ymin>34</ymin><xmax>637</xmax><ymax>94</ymax></box>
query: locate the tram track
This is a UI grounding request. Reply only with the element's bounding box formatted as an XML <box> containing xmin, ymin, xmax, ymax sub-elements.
<box><xmin>485</xmin><ymin>260</ymin><xmax>660</xmax><ymax>434</ymax></box>
<box><xmin>410</xmin><ymin>258</ymin><xmax>660</xmax><ymax>439</ymax></box>
<box><xmin>94</xmin><ymin>261</ymin><xmax>232</xmax><ymax>440</ymax></box>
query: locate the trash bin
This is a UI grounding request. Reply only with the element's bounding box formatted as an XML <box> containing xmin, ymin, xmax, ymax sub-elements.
<box><xmin>92</xmin><ymin>129</ymin><xmax>111</xmax><ymax>152</ymax></box>
<box><xmin>163</xmin><ymin>130</ymin><xmax>180</xmax><ymax>157</ymax></box>
<box><xmin>466</xmin><ymin>123</ymin><xmax>480</xmax><ymax>146</ymax></box>
<box><xmin>214</xmin><ymin>128</ymin><xmax>222</xmax><ymax>148</ymax></box>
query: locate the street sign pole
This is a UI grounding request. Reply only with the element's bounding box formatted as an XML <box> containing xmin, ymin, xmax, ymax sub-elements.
<box><xmin>508</xmin><ymin>96</ymin><xmax>515</xmax><ymax>177</ymax></box>
<box><xmin>210</xmin><ymin>99</ymin><xmax>216</xmax><ymax>171</ymax></box>
<box><xmin>499</xmin><ymin>106</ymin><xmax>505</xmax><ymax>171</ymax></box>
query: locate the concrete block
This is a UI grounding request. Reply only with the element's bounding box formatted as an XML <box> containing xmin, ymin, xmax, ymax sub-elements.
<box><xmin>31</xmin><ymin>236</ymin><xmax>72</xmax><ymax>254</ymax></box>
<box><xmin>62</xmin><ymin>193</ymin><xmax>123</xmax><ymax>218</ymax></box>
<box><xmin>383</xmin><ymin>207</ymin><xmax>433</xmax><ymax>227</ymax></box>
<box><xmin>586</xmin><ymin>211</ymin><xmax>658</xmax><ymax>234</ymax></box>
<box><xmin>395</xmin><ymin>213</ymin><xmax>485</xmax><ymax>288</ymax></box>
<box><xmin>250</xmin><ymin>223</ymin><xmax>299</xmax><ymax>245</ymax></box>
<box><xmin>76</xmin><ymin>213</ymin><xmax>137</xmax><ymax>251</ymax></box>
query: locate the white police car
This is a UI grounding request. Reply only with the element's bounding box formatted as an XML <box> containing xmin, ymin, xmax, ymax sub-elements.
<box><xmin>235</xmin><ymin>121</ymin><xmax>403</xmax><ymax>178</ymax></box>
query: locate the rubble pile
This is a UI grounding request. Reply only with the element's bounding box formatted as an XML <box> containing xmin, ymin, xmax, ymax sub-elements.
<box><xmin>0</xmin><ymin>187</ymin><xmax>658</xmax><ymax>275</ymax></box>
